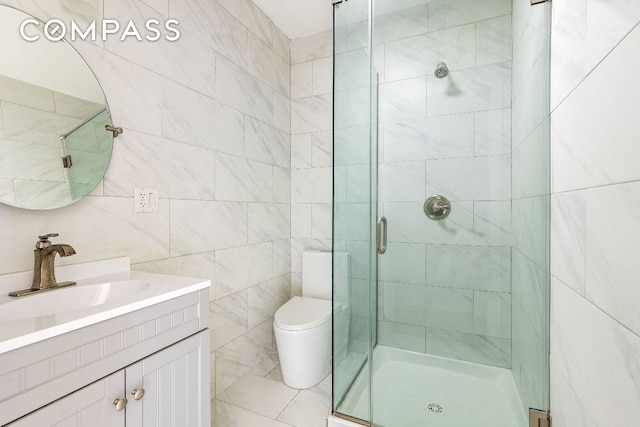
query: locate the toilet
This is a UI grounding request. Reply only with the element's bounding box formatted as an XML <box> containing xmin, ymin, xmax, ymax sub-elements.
<box><xmin>274</xmin><ymin>251</ymin><xmax>333</xmax><ymax>389</ymax></box>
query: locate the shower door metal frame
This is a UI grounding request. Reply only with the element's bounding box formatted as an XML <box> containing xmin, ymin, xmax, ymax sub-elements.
<box><xmin>530</xmin><ymin>409</ymin><xmax>552</xmax><ymax>427</ymax></box>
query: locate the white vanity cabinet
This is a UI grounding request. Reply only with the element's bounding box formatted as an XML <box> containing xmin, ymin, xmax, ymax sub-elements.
<box><xmin>8</xmin><ymin>330</ymin><xmax>209</xmax><ymax>427</ymax></box>
<box><xmin>9</xmin><ymin>371</ymin><xmax>125</xmax><ymax>427</ymax></box>
<box><xmin>125</xmin><ymin>330</ymin><xmax>208</xmax><ymax>426</ymax></box>
<box><xmin>0</xmin><ymin>263</ymin><xmax>211</xmax><ymax>427</ymax></box>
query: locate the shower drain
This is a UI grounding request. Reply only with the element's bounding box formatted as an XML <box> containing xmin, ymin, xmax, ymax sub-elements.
<box><xmin>425</xmin><ymin>402</ymin><xmax>446</xmax><ymax>415</ymax></box>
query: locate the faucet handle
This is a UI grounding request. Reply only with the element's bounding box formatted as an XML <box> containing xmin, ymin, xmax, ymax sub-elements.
<box><xmin>39</xmin><ymin>233</ymin><xmax>59</xmax><ymax>240</ymax></box>
<box><xmin>36</xmin><ymin>233</ymin><xmax>59</xmax><ymax>249</ymax></box>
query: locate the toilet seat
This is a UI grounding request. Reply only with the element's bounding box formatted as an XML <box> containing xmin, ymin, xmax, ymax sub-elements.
<box><xmin>274</xmin><ymin>296</ymin><xmax>331</xmax><ymax>331</ymax></box>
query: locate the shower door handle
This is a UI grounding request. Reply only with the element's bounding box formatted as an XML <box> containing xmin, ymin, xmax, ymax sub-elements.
<box><xmin>376</xmin><ymin>216</ymin><xmax>387</xmax><ymax>255</ymax></box>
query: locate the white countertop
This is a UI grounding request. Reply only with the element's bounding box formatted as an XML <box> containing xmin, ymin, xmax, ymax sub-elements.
<box><xmin>0</xmin><ymin>257</ymin><xmax>209</xmax><ymax>354</ymax></box>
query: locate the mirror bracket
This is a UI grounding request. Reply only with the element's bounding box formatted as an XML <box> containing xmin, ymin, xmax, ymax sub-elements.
<box><xmin>105</xmin><ymin>124</ymin><xmax>124</xmax><ymax>138</ymax></box>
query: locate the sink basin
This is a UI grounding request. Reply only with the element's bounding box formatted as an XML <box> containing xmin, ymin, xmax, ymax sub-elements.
<box><xmin>0</xmin><ymin>280</ymin><xmax>150</xmax><ymax>321</ymax></box>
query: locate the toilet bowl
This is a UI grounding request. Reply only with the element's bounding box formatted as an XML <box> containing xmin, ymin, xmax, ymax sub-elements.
<box><xmin>274</xmin><ymin>296</ymin><xmax>332</xmax><ymax>388</ymax></box>
<box><xmin>274</xmin><ymin>251</ymin><xmax>334</xmax><ymax>389</ymax></box>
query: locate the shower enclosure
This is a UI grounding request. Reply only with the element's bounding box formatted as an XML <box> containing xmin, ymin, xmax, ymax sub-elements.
<box><xmin>332</xmin><ymin>0</ymin><xmax>550</xmax><ymax>426</ymax></box>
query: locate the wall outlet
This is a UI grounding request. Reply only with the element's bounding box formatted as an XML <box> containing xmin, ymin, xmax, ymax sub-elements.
<box><xmin>134</xmin><ymin>188</ymin><xmax>159</xmax><ymax>213</ymax></box>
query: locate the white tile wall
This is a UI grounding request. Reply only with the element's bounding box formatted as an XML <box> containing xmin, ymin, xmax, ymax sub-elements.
<box><xmin>551</xmin><ymin>278</ymin><xmax>640</xmax><ymax>427</ymax></box>
<box><xmin>550</xmin><ymin>191</ymin><xmax>586</xmax><ymax>295</ymax></box>
<box><xmin>215</xmin><ymin>154</ymin><xmax>274</xmax><ymax>202</ymax></box>
<box><xmin>378</xmin><ymin>243</ymin><xmax>426</xmax><ymax>285</ymax></box>
<box><xmin>291</xmin><ymin>94</ymin><xmax>332</xmax><ymax>134</ymax></box>
<box><xmin>383</xmin><ymin>114</ymin><xmax>475</xmax><ymax>162</ymax></box>
<box><xmin>215</xmin><ymin>242</ymin><xmax>274</xmax><ymax>297</ymax></box>
<box><xmin>379</xmin><ymin>161</ymin><xmax>426</xmax><ymax>202</ymax></box>
<box><xmin>0</xmin><ymin>0</ymin><xmax>291</xmax><ymax>405</ymax></box>
<box><xmin>377</xmin><ymin>321</ymin><xmax>426</xmax><ymax>353</ymax></box>
<box><xmin>370</xmin><ymin>4</ymin><xmax>429</xmax><ymax>46</ymax></box>
<box><xmin>428</xmin><ymin>0</ymin><xmax>511</xmax><ymax>31</ymax></box>
<box><xmin>160</xmin><ymin>79</ymin><xmax>244</xmax><ymax>155</ymax></box>
<box><xmin>475</xmin><ymin>109</ymin><xmax>512</xmax><ymax>156</ymax></box>
<box><xmin>384</xmin><ymin>25</ymin><xmax>476</xmax><ymax>82</ymax></box>
<box><xmin>550</xmin><ymin>1</ymin><xmax>640</xmax><ymax>426</ymax></box>
<box><xmin>384</xmin><ymin>281</ymin><xmax>475</xmax><ymax>333</ymax></box>
<box><xmin>477</xmin><ymin>16</ymin><xmax>513</xmax><ymax>66</ymax></box>
<box><xmin>427</xmin><ymin>62</ymin><xmax>512</xmax><ymax>117</ymax></box>
<box><xmin>291</xmin><ymin>62</ymin><xmax>313</xmax><ymax>99</ymax></box>
<box><xmin>423</xmin><ymin>327</ymin><xmax>511</xmax><ymax>368</ymax></box>
<box><xmin>291</xmin><ymin>30</ymin><xmax>332</xmax><ymax>65</ymax></box>
<box><xmin>379</xmin><ymin>77</ymin><xmax>427</xmax><ymax>122</ymax></box>
<box><xmin>289</xmin><ymin>30</ymin><xmax>334</xmax><ymax>302</ymax></box>
<box><xmin>551</xmin><ymin>23</ymin><xmax>640</xmax><ymax>193</ymax></box>
<box><xmin>425</xmin><ymin>245</ymin><xmax>511</xmax><ymax>292</ymax></box>
<box><xmin>370</xmin><ymin>3</ymin><xmax>515</xmax><ymax>368</ymax></box>
<box><xmin>549</xmin><ymin>355</ymin><xmax>596</xmax><ymax>427</ymax></box>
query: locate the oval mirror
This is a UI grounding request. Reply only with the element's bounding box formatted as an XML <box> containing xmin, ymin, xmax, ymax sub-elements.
<box><xmin>0</xmin><ymin>6</ymin><xmax>113</xmax><ymax>210</ymax></box>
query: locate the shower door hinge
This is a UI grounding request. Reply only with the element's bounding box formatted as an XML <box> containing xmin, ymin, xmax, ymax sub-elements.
<box><xmin>531</xmin><ymin>0</ymin><xmax>550</xmax><ymax>4</ymax></box>
<box><xmin>62</xmin><ymin>155</ymin><xmax>72</xmax><ymax>168</ymax></box>
<box><xmin>530</xmin><ymin>409</ymin><xmax>552</xmax><ymax>427</ymax></box>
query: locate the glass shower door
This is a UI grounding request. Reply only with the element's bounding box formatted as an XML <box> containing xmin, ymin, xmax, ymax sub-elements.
<box><xmin>332</xmin><ymin>0</ymin><xmax>377</xmax><ymax>423</ymax></box>
<box><xmin>332</xmin><ymin>0</ymin><xmax>550</xmax><ymax>426</ymax></box>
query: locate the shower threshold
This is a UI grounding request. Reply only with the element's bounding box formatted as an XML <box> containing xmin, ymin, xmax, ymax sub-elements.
<box><xmin>337</xmin><ymin>346</ymin><xmax>528</xmax><ymax>427</ymax></box>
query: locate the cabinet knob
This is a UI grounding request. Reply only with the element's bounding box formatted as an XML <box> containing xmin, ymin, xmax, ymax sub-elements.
<box><xmin>113</xmin><ymin>397</ymin><xmax>128</xmax><ymax>411</ymax></box>
<box><xmin>131</xmin><ymin>388</ymin><xmax>145</xmax><ymax>400</ymax></box>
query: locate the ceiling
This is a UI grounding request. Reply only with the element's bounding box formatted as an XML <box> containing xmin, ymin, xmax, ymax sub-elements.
<box><xmin>251</xmin><ymin>0</ymin><xmax>333</xmax><ymax>39</ymax></box>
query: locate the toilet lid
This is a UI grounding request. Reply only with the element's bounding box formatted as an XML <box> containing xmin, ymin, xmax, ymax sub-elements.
<box><xmin>274</xmin><ymin>296</ymin><xmax>331</xmax><ymax>331</ymax></box>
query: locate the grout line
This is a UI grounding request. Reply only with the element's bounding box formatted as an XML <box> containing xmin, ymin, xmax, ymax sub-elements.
<box><xmin>553</xmin><ymin>179</ymin><xmax>640</xmax><ymax>195</ymax></box>
<box><xmin>551</xmin><ymin>20</ymin><xmax>640</xmax><ymax>114</ymax></box>
<box><xmin>215</xmin><ymin>400</ymin><xmax>296</xmax><ymax>426</ymax></box>
<box><xmin>552</xmin><ymin>276</ymin><xmax>640</xmax><ymax>341</ymax></box>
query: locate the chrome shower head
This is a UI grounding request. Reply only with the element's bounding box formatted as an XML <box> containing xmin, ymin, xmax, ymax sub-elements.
<box><xmin>434</xmin><ymin>62</ymin><xmax>449</xmax><ymax>79</ymax></box>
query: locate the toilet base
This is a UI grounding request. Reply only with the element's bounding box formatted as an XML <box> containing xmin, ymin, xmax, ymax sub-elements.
<box><xmin>274</xmin><ymin>320</ymin><xmax>332</xmax><ymax>389</ymax></box>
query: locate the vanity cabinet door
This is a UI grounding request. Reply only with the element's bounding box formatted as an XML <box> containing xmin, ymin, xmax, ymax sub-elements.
<box><xmin>8</xmin><ymin>371</ymin><xmax>125</xmax><ymax>427</ymax></box>
<box><xmin>125</xmin><ymin>331</ymin><xmax>210</xmax><ymax>427</ymax></box>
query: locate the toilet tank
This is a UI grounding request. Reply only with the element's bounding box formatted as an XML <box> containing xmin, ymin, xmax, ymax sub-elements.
<box><xmin>302</xmin><ymin>251</ymin><xmax>332</xmax><ymax>300</ymax></box>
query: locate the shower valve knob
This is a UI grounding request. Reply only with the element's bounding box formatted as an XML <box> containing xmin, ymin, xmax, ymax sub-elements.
<box><xmin>424</xmin><ymin>195</ymin><xmax>451</xmax><ymax>220</ymax></box>
<box><xmin>432</xmin><ymin>202</ymin><xmax>447</xmax><ymax>212</ymax></box>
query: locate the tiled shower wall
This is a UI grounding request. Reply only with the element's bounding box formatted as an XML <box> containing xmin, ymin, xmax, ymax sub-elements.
<box><xmin>550</xmin><ymin>2</ymin><xmax>640</xmax><ymax>426</ymax></box>
<box><xmin>374</xmin><ymin>0</ymin><xmax>513</xmax><ymax>369</ymax></box>
<box><xmin>0</xmin><ymin>0</ymin><xmax>291</xmax><ymax>410</ymax></box>
<box><xmin>309</xmin><ymin>0</ymin><xmax>517</xmax><ymax>369</ymax></box>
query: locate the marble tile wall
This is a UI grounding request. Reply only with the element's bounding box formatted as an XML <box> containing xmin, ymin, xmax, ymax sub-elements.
<box><xmin>289</xmin><ymin>29</ymin><xmax>333</xmax><ymax>298</ymax></box>
<box><xmin>550</xmin><ymin>1</ymin><xmax>640</xmax><ymax>426</ymax></box>
<box><xmin>373</xmin><ymin>0</ymin><xmax>514</xmax><ymax>369</ymax></box>
<box><xmin>0</xmin><ymin>0</ymin><xmax>291</xmax><ymax>411</ymax></box>
<box><xmin>317</xmin><ymin>0</ymin><xmax>518</xmax><ymax>371</ymax></box>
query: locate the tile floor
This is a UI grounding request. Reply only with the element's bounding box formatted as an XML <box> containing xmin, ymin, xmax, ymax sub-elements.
<box><xmin>212</xmin><ymin>365</ymin><xmax>332</xmax><ymax>427</ymax></box>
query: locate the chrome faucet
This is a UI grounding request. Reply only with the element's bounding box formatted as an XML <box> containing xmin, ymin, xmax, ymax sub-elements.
<box><xmin>8</xmin><ymin>233</ymin><xmax>77</xmax><ymax>297</ymax></box>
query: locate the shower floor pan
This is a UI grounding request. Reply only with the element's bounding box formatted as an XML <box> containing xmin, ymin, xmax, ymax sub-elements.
<box><xmin>337</xmin><ymin>346</ymin><xmax>528</xmax><ymax>427</ymax></box>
